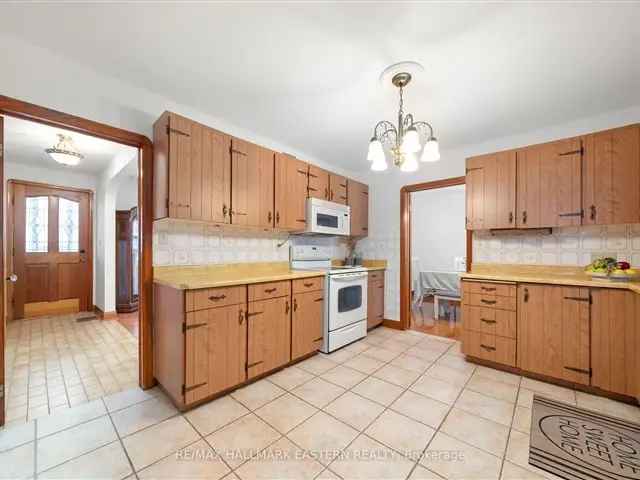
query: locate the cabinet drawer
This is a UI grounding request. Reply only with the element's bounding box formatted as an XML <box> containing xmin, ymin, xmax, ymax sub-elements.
<box><xmin>186</xmin><ymin>286</ymin><xmax>246</xmax><ymax>312</ymax></box>
<box><xmin>462</xmin><ymin>330</ymin><xmax>516</xmax><ymax>367</ymax></box>
<box><xmin>249</xmin><ymin>280</ymin><xmax>291</xmax><ymax>301</ymax></box>
<box><xmin>292</xmin><ymin>276</ymin><xmax>324</xmax><ymax>294</ymax></box>
<box><xmin>368</xmin><ymin>270</ymin><xmax>384</xmax><ymax>282</ymax></box>
<box><xmin>467</xmin><ymin>293</ymin><xmax>516</xmax><ymax>311</ymax></box>
<box><xmin>463</xmin><ymin>305</ymin><xmax>516</xmax><ymax>339</ymax></box>
<box><xmin>464</xmin><ymin>281</ymin><xmax>515</xmax><ymax>297</ymax></box>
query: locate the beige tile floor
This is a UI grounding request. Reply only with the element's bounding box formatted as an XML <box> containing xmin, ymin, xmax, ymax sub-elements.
<box><xmin>1</xmin><ymin>326</ymin><xmax>639</xmax><ymax>479</ymax></box>
<box><xmin>4</xmin><ymin>313</ymin><xmax>139</xmax><ymax>425</ymax></box>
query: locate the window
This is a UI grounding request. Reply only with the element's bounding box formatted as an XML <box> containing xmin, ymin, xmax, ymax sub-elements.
<box><xmin>58</xmin><ymin>197</ymin><xmax>79</xmax><ymax>252</ymax></box>
<box><xmin>25</xmin><ymin>196</ymin><xmax>49</xmax><ymax>253</ymax></box>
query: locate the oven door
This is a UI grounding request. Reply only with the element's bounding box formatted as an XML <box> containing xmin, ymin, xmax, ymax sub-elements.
<box><xmin>328</xmin><ymin>272</ymin><xmax>368</xmax><ymax>331</ymax></box>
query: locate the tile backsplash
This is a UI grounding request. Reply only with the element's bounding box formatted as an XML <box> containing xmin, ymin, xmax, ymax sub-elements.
<box><xmin>473</xmin><ymin>224</ymin><xmax>640</xmax><ymax>267</ymax></box>
<box><xmin>152</xmin><ymin>220</ymin><xmax>348</xmax><ymax>266</ymax></box>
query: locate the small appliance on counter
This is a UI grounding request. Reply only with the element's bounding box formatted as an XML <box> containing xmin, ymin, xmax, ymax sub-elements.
<box><xmin>304</xmin><ymin>198</ymin><xmax>351</xmax><ymax>236</ymax></box>
<box><xmin>290</xmin><ymin>245</ymin><xmax>368</xmax><ymax>352</ymax></box>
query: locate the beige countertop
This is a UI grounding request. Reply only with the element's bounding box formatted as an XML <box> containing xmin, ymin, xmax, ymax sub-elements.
<box><xmin>462</xmin><ymin>263</ymin><xmax>640</xmax><ymax>294</ymax></box>
<box><xmin>154</xmin><ymin>262</ymin><xmax>325</xmax><ymax>290</ymax></box>
<box><xmin>154</xmin><ymin>260</ymin><xmax>387</xmax><ymax>290</ymax></box>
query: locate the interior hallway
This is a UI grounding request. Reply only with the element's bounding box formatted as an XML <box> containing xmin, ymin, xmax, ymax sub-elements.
<box><xmin>3</xmin><ymin>313</ymin><xmax>138</xmax><ymax>424</ymax></box>
<box><xmin>410</xmin><ymin>296</ymin><xmax>462</xmax><ymax>340</ymax></box>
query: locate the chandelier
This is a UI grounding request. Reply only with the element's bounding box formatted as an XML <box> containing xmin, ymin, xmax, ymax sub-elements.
<box><xmin>45</xmin><ymin>134</ymin><xmax>84</xmax><ymax>166</ymax></box>
<box><xmin>367</xmin><ymin>69</ymin><xmax>440</xmax><ymax>172</ymax></box>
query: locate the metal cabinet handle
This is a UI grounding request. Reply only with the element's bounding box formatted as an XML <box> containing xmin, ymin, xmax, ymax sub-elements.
<box><xmin>264</xmin><ymin>288</ymin><xmax>277</xmax><ymax>294</ymax></box>
<box><xmin>238</xmin><ymin>309</ymin><xmax>244</xmax><ymax>325</ymax></box>
<box><xmin>324</xmin><ymin>187</ymin><xmax>329</xmax><ymax>199</ymax></box>
<box><xmin>480</xmin><ymin>299</ymin><xmax>496</xmax><ymax>305</ymax></box>
<box><xmin>209</xmin><ymin>294</ymin><xmax>227</xmax><ymax>301</ymax></box>
<box><xmin>480</xmin><ymin>318</ymin><xmax>496</xmax><ymax>324</ymax></box>
<box><xmin>523</xmin><ymin>288</ymin><xmax>529</xmax><ymax>303</ymax></box>
<box><xmin>480</xmin><ymin>286</ymin><xmax>496</xmax><ymax>292</ymax></box>
<box><xmin>293</xmin><ymin>298</ymin><xmax>298</xmax><ymax>311</ymax></box>
<box><xmin>522</xmin><ymin>210</ymin><xmax>527</xmax><ymax>224</ymax></box>
<box><xmin>314</xmin><ymin>297</ymin><xmax>324</xmax><ymax>302</ymax></box>
<box><xmin>509</xmin><ymin>211</ymin><xmax>513</xmax><ymax>224</ymax></box>
<box><xmin>285</xmin><ymin>301</ymin><xmax>290</xmax><ymax>314</ymax></box>
<box><xmin>590</xmin><ymin>205</ymin><xmax>596</xmax><ymax>221</ymax></box>
<box><xmin>276</xmin><ymin>211</ymin><xmax>280</xmax><ymax>224</ymax></box>
<box><xmin>222</xmin><ymin>204</ymin><xmax>228</xmax><ymax>217</ymax></box>
<box><xmin>480</xmin><ymin>344</ymin><xmax>496</xmax><ymax>351</ymax></box>
<box><xmin>303</xmin><ymin>282</ymin><xmax>314</xmax><ymax>287</ymax></box>
<box><xmin>268</xmin><ymin>211</ymin><xmax>272</xmax><ymax>223</ymax></box>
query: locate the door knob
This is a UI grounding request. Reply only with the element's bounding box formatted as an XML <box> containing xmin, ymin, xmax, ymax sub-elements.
<box><xmin>6</xmin><ymin>274</ymin><xmax>17</xmax><ymax>283</ymax></box>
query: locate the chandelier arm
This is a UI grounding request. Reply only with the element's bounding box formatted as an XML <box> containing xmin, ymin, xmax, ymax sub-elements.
<box><xmin>403</xmin><ymin>114</ymin><xmax>415</xmax><ymax>128</ymax></box>
<box><xmin>374</xmin><ymin>120</ymin><xmax>398</xmax><ymax>148</ymax></box>
<box><xmin>412</xmin><ymin>121</ymin><xmax>435</xmax><ymax>139</ymax></box>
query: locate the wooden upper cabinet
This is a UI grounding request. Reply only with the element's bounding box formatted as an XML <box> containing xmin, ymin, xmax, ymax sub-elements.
<box><xmin>230</xmin><ymin>138</ymin><xmax>275</xmax><ymax>228</ymax></box>
<box><xmin>275</xmin><ymin>153</ymin><xmax>308</xmax><ymax>231</ymax></box>
<box><xmin>153</xmin><ymin>112</ymin><xmax>231</xmax><ymax>223</ymax></box>
<box><xmin>583</xmin><ymin>125</ymin><xmax>640</xmax><ymax>226</ymax></box>
<box><xmin>465</xmin><ymin>151</ymin><xmax>516</xmax><ymax>230</ymax></box>
<box><xmin>308</xmin><ymin>165</ymin><xmax>330</xmax><ymax>201</ymax></box>
<box><xmin>516</xmin><ymin>138</ymin><xmax>583</xmax><ymax>228</ymax></box>
<box><xmin>347</xmin><ymin>179</ymin><xmax>369</xmax><ymax>237</ymax></box>
<box><xmin>329</xmin><ymin>173</ymin><xmax>348</xmax><ymax>204</ymax></box>
<box><xmin>591</xmin><ymin>289</ymin><xmax>640</xmax><ymax>397</ymax></box>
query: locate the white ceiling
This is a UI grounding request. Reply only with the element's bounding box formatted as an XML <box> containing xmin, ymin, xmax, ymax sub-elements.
<box><xmin>1</xmin><ymin>3</ymin><xmax>639</xmax><ymax>172</ymax></box>
<box><xmin>3</xmin><ymin>116</ymin><xmax>137</xmax><ymax>175</ymax></box>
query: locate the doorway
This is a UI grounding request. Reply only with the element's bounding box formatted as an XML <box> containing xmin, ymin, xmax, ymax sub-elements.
<box><xmin>400</xmin><ymin>176</ymin><xmax>471</xmax><ymax>336</ymax></box>
<box><xmin>8</xmin><ymin>181</ymin><xmax>93</xmax><ymax>319</ymax></box>
<box><xmin>0</xmin><ymin>96</ymin><xmax>153</xmax><ymax>427</ymax></box>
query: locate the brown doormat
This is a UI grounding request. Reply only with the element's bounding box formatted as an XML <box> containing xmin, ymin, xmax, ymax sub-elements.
<box><xmin>530</xmin><ymin>395</ymin><xmax>640</xmax><ymax>480</ymax></box>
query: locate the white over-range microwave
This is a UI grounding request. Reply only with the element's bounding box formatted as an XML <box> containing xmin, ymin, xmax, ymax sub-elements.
<box><xmin>305</xmin><ymin>198</ymin><xmax>351</xmax><ymax>236</ymax></box>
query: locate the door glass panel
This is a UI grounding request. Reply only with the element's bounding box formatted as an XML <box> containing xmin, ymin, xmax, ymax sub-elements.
<box><xmin>25</xmin><ymin>196</ymin><xmax>49</xmax><ymax>253</ymax></box>
<box><xmin>317</xmin><ymin>213</ymin><xmax>338</xmax><ymax>228</ymax></box>
<box><xmin>338</xmin><ymin>285</ymin><xmax>362</xmax><ymax>313</ymax></box>
<box><xmin>58</xmin><ymin>197</ymin><xmax>80</xmax><ymax>252</ymax></box>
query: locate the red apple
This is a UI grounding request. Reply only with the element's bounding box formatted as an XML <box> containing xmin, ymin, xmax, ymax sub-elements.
<box><xmin>616</xmin><ymin>261</ymin><xmax>630</xmax><ymax>270</ymax></box>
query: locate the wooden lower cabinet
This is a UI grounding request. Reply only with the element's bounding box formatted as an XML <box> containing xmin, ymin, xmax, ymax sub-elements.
<box><xmin>367</xmin><ymin>271</ymin><xmax>385</xmax><ymax>329</ymax></box>
<box><xmin>247</xmin><ymin>296</ymin><xmax>291</xmax><ymax>379</ymax></box>
<box><xmin>154</xmin><ymin>276</ymin><xmax>326</xmax><ymax>409</ymax></box>
<box><xmin>185</xmin><ymin>304</ymin><xmax>246</xmax><ymax>404</ymax></box>
<box><xmin>517</xmin><ymin>284</ymin><xmax>591</xmax><ymax>385</ymax></box>
<box><xmin>591</xmin><ymin>289</ymin><xmax>640</xmax><ymax>397</ymax></box>
<box><xmin>292</xmin><ymin>290</ymin><xmax>324</xmax><ymax>360</ymax></box>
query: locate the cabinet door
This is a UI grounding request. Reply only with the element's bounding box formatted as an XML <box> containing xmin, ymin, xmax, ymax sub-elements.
<box><xmin>247</xmin><ymin>296</ymin><xmax>291</xmax><ymax>378</ymax></box>
<box><xmin>275</xmin><ymin>153</ymin><xmax>308</xmax><ymax>230</ymax></box>
<box><xmin>329</xmin><ymin>174</ymin><xmax>348</xmax><ymax>204</ymax></box>
<box><xmin>184</xmin><ymin>312</ymin><xmax>210</xmax><ymax>404</ymax></box>
<box><xmin>198</xmin><ymin>126</ymin><xmax>231</xmax><ymax>224</ymax></box>
<box><xmin>465</xmin><ymin>151</ymin><xmax>516</xmax><ymax>230</ymax></box>
<box><xmin>583</xmin><ymin>125</ymin><xmax>640</xmax><ymax>225</ymax></box>
<box><xmin>348</xmin><ymin>180</ymin><xmax>369</xmax><ymax>237</ymax></box>
<box><xmin>185</xmin><ymin>304</ymin><xmax>247</xmax><ymax>403</ymax></box>
<box><xmin>308</xmin><ymin>165</ymin><xmax>330</xmax><ymax>201</ymax></box>
<box><xmin>292</xmin><ymin>291</ymin><xmax>324</xmax><ymax>359</ymax></box>
<box><xmin>230</xmin><ymin>138</ymin><xmax>254</xmax><ymax>226</ymax></box>
<box><xmin>517</xmin><ymin>284</ymin><xmax>564</xmax><ymax>378</ymax></box>
<box><xmin>517</xmin><ymin>139</ymin><xmax>583</xmax><ymax>228</ymax></box>
<box><xmin>241</xmin><ymin>144</ymin><xmax>275</xmax><ymax>228</ymax></box>
<box><xmin>560</xmin><ymin>288</ymin><xmax>591</xmax><ymax>385</ymax></box>
<box><xmin>591</xmin><ymin>289</ymin><xmax>639</xmax><ymax>396</ymax></box>
<box><xmin>168</xmin><ymin>114</ymin><xmax>195</xmax><ymax>219</ymax></box>
<box><xmin>367</xmin><ymin>278</ymin><xmax>384</xmax><ymax>329</ymax></box>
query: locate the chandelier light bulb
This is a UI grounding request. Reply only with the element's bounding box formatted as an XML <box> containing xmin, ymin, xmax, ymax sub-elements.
<box><xmin>367</xmin><ymin>137</ymin><xmax>384</xmax><ymax>162</ymax></box>
<box><xmin>370</xmin><ymin>156</ymin><xmax>388</xmax><ymax>171</ymax></box>
<box><xmin>400</xmin><ymin>127</ymin><xmax>421</xmax><ymax>154</ymax></box>
<box><xmin>421</xmin><ymin>137</ymin><xmax>440</xmax><ymax>162</ymax></box>
<box><xmin>400</xmin><ymin>153</ymin><xmax>419</xmax><ymax>172</ymax></box>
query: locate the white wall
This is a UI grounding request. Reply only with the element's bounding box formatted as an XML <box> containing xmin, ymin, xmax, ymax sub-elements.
<box><xmin>115</xmin><ymin>176</ymin><xmax>138</xmax><ymax>211</ymax></box>
<box><xmin>357</xmin><ymin>104</ymin><xmax>640</xmax><ymax>321</ymax></box>
<box><xmin>411</xmin><ymin>186</ymin><xmax>466</xmax><ymax>272</ymax></box>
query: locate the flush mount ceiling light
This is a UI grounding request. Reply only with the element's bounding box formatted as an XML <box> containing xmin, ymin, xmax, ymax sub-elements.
<box><xmin>45</xmin><ymin>133</ymin><xmax>84</xmax><ymax>166</ymax></box>
<box><xmin>367</xmin><ymin>62</ymin><xmax>440</xmax><ymax>172</ymax></box>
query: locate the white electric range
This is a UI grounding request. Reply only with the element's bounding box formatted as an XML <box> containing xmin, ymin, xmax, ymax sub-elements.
<box><xmin>290</xmin><ymin>245</ymin><xmax>368</xmax><ymax>353</ymax></box>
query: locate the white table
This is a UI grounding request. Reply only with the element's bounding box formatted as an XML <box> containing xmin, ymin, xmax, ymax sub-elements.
<box><xmin>417</xmin><ymin>271</ymin><xmax>462</xmax><ymax>319</ymax></box>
